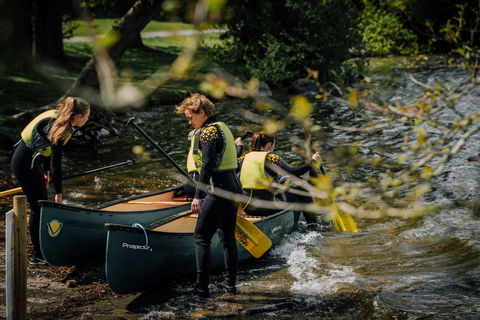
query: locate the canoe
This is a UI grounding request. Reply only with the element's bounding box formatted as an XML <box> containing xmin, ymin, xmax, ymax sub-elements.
<box><xmin>39</xmin><ymin>185</ymin><xmax>192</xmax><ymax>266</ymax></box>
<box><xmin>105</xmin><ymin>208</ymin><xmax>301</xmax><ymax>294</ymax></box>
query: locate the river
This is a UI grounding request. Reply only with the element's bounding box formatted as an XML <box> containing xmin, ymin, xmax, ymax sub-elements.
<box><xmin>59</xmin><ymin>56</ymin><xmax>480</xmax><ymax>319</ymax></box>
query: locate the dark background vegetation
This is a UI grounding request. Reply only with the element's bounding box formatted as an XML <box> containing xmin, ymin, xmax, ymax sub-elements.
<box><xmin>0</xmin><ymin>0</ymin><xmax>478</xmax><ymax>169</ymax></box>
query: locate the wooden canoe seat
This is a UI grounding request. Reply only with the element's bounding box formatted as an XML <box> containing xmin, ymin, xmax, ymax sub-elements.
<box><xmin>124</xmin><ymin>201</ymin><xmax>189</xmax><ymax>205</ymax></box>
<box><xmin>152</xmin><ymin>210</ymin><xmax>264</xmax><ymax>233</ymax></box>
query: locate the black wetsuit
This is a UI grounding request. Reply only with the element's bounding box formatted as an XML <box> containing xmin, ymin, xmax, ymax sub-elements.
<box><xmin>193</xmin><ymin>116</ymin><xmax>242</xmax><ymax>290</ymax></box>
<box><xmin>11</xmin><ymin>120</ymin><xmax>65</xmax><ymax>259</ymax></box>
<box><xmin>237</xmin><ymin>150</ymin><xmax>317</xmax><ymax>222</ymax></box>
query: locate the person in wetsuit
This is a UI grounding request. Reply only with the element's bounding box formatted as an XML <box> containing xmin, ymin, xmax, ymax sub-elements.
<box><xmin>175</xmin><ymin>93</ymin><xmax>242</xmax><ymax>298</ymax></box>
<box><xmin>236</xmin><ymin>131</ymin><xmax>321</xmax><ymax>224</ymax></box>
<box><xmin>11</xmin><ymin>97</ymin><xmax>90</xmax><ymax>265</ymax></box>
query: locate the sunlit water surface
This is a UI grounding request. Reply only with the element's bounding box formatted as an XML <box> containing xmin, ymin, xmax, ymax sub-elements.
<box><xmin>59</xmin><ymin>57</ymin><xmax>480</xmax><ymax>319</ymax></box>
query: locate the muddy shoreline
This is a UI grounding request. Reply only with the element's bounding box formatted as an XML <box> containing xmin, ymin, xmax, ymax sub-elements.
<box><xmin>0</xmin><ymin>156</ymin><xmax>138</xmax><ymax>320</ymax></box>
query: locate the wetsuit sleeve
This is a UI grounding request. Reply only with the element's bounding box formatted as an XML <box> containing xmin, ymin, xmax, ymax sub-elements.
<box><xmin>266</xmin><ymin>153</ymin><xmax>311</xmax><ymax>177</ymax></box>
<box><xmin>50</xmin><ymin>141</ymin><xmax>64</xmax><ymax>194</ymax></box>
<box><xmin>236</xmin><ymin>145</ymin><xmax>243</xmax><ymax>158</ymax></box>
<box><xmin>195</xmin><ymin>126</ymin><xmax>220</xmax><ymax>199</ymax></box>
<box><xmin>43</xmin><ymin>156</ymin><xmax>51</xmax><ymax>172</ymax></box>
<box><xmin>236</xmin><ymin>155</ymin><xmax>245</xmax><ymax>173</ymax></box>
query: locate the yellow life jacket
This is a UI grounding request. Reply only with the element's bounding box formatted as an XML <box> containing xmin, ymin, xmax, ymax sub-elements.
<box><xmin>186</xmin><ymin>147</ymin><xmax>198</xmax><ymax>173</ymax></box>
<box><xmin>239</xmin><ymin>151</ymin><xmax>273</xmax><ymax>189</ymax></box>
<box><xmin>190</xmin><ymin>122</ymin><xmax>237</xmax><ymax>173</ymax></box>
<box><xmin>21</xmin><ymin>110</ymin><xmax>71</xmax><ymax>157</ymax></box>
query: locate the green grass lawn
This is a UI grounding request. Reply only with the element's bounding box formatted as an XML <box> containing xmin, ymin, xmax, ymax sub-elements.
<box><xmin>0</xmin><ymin>19</ymin><xmax>244</xmax><ymax>135</ymax></box>
<box><xmin>63</xmin><ymin>19</ymin><xmax>196</xmax><ymax>38</ymax></box>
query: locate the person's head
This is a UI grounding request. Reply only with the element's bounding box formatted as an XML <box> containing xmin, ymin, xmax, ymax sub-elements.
<box><xmin>175</xmin><ymin>93</ymin><xmax>214</xmax><ymax>130</ymax></box>
<box><xmin>250</xmin><ymin>132</ymin><xmax>275</xmax><ymax>152</ymax></box>
<box><xmin>48</xmin><ymin>97</ymin><xmax>90</xmax><ymax>144</ymax></box>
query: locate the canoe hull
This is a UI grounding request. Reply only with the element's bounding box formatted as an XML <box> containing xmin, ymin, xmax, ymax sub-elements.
<box><xmin>39</xmin><ymin>185</ymin><xmax>191</xmax><ymax>266</ymax></box>
<box><xmin>105</xmin><ymin>209</ymin><xmax>301</xmax><ymax>294</ymax></box>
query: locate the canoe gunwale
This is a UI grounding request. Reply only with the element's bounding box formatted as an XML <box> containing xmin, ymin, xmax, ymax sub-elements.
<box><xmin>104</xmin><ymin>207</ymin><xmax>298</xmax><ymax>236</ymax></box>
<box><xmin>39</xmin><ymin>184</ymin><xmax>191</xmax><ymax>215</ymax></box>
<box><xmin>94</xmin><ymin>184</ymin><xmax>186</xmax><ymax>209</ymax></box>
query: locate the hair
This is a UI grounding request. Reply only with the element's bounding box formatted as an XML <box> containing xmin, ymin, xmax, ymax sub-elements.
<box><xmin>175</xmin><ymin>93</ymin><xmax>214</xmax><ymax>117</ymax></box>
<box><xmin>250</xmin><ymin>131</ymin><xmax>275</xmax><ymax>151</ymax></box>
<box><xmin>48</xmin><ymin>97</ymin><xmax>90</xmax><ymax>145</ymax></box>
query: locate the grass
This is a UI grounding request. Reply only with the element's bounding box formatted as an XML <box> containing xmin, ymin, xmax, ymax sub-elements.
<box><xmin>0</xmin><ymin>20</ymin><xmax>246</xmax><ymax>136</ymax></box>
<box><xmin>64</xmin><ymin>19</ymin><xmax>195</xmax><ymax>38</ymax></box>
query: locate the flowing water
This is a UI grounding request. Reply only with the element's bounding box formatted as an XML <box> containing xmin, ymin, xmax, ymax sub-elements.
<box><xmin>59</xmin><ymin>57</ymin><xmax>480</xmax><ymax>319</ymax></box>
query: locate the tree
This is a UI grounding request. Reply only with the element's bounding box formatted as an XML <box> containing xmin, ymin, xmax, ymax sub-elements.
<box><xmin>32</xmin><ymin>0</ymin><xmax>65</xmax><ymax>64</ymax></box>
<box><xmin>67</xmin><ymin>0</ymin><xmax>163</xmax><ymax>101</ymax></box>
<box><xmin>213</xmin><ymin>0</ymin><xmax>363</xmax><ymax>86</ymax></box>
<box><xmin>0</xmin><ymin>0</ymin><xmax>33</xmax><ymax>71</ymax></box>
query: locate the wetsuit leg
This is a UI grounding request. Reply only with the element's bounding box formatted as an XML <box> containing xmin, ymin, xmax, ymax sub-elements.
<box><xmin>194</xmin><ymin>193</ymin><xmax>238</xmax><ymax>288</ymax></box>
<box><xmin>217</xmin><ymin>202</ymin><xmax>238</xmax><ymax>287</ymax></box>
<box><xmin>11</xmin><ymin>142</ymin><xmax>48</xmax><ymax>258</ymax></box>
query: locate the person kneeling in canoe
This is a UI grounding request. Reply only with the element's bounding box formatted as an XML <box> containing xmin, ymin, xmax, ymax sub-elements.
<box><xmin>235</xmin><ymin>131</ymin><xmax>321</xmax><ymax>224</ymax></box>
<box><xmin>11</xmin><ymin>97</ymin><xmax>91</xmax><ymax>265</ymax></box>
<box><xmin>176</xmin><ymin>93</ymin><xmax>242</xmax><ymax>298</ymax></box>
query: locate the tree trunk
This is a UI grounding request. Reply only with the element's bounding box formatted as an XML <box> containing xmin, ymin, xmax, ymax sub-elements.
<box><xmin>129</xmin><ymin>34</ymin><xmax>145</xmax><ymax>48</ymax></box>
<box><xmin>0</xmin><ymin>0</ymin><xmax>33</xmax><ymax>70</ymax></box>
<box><xmin>32</xmin><ymin>0</ymin><xmax>65</xmax><ymax>64</ymax></box>
<box><xmin>67</xmin><ymin>0</ymin><xmax>161</xmax><ymax>98</ymax></box>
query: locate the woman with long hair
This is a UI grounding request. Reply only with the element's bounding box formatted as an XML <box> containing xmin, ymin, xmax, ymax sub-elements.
<box><xmin>11</xmin><ymin>97</ymin><xmax>90</xmax><ymax>265</ymax></box>
<box><xmin>236</xmin><ymin>131</ymin><xmax>321</xmax><ymax>223</ymax></box>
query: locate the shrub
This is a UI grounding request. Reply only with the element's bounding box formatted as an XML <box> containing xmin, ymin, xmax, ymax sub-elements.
<box><xmin>210</xmin><ymin>0</ymin><xmax>363</xmax><ymax>87</ymax></box>
<box><xmin>359</xmin><ymin>2</ymin><xmax>419</xmax><ymax>56</ymax></box>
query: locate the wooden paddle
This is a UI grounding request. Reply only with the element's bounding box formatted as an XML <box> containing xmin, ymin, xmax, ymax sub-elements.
<box><xmin>127</xmin><ymin>118</ymin><xmax>273</xmax><ymax>258</ymax></box>
<box><xmin>0</xmin><ymin>160</ymin><xmax>133</xmax><ymax>198</ymax></box>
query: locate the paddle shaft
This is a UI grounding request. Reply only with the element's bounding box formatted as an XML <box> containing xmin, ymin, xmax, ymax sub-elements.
<box><xmin>63</xmin><ymin>160</ymin><xmax>133</xmax><ymax>179</ymax></box>
<box><xmin>126</xmin><ymin>117</ymin><xmax>196</xmax><ymax>186</ymax></box>
<box><xmin>0</xmin><ymin>160</ymin><xmax>133</xmax><ymax>198</ymax></box>
<box><xmin>241</xmin><ymin>130</ymin><xmax>253</xmax><ymax>140</ymax></box>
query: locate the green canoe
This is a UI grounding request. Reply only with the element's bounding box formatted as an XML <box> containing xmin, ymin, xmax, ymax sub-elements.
<box><xmin>105</xmin><ymin>208</ymin><xmax>301</xmax><ymax>294</ymax></box>
<box><xmin>39</xmin><ymin>185</ymin><xmax>192</xmax><ymax>267</ymax></box>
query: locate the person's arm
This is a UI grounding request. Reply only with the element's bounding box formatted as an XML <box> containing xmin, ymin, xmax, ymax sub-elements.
<box><xmin>266</xmin><ymin>153</ymin><xmax>312</xmax><ymax>177</ymax></box>
<box><xmin>50</xmin><ymin>141</ymin><xmax>64</xmax><ymax>201</ymax></box>
<box><xmin>235</xmin><ymin>137</ymin><xmax>243</xmax><ymax>157</ymax></box>
<box><xmin>42</xmin><ymin>157</ymin><xmax>51</xmax><ymax>187</ymax></box>
<box><xmin>194</xmin><ymin>126</ymin><xmax>219</xmax><ymax>199</ymax></box>
<box><xmin>236</xmin><ymin>155</ymin><xmax>244</xmax><ymax>173</ymax></box>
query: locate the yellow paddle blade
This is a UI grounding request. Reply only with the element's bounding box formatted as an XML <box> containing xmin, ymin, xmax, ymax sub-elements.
<box><xmin>332</xmin><ymin>201</ymin><xmax>346</xmax><ymax>231</ymax></box>
<box><xmin>342</xmin><ymin>212</ymin><xmax>358</xmax><ymax>232</ymax></box>
<box><xmin>235</xmin><ymin>215</ymin><xmax>272</xmax><ymax>258</ymax></box>
<box><xmin>332</xmin><ymin>200</ymin><xmax>358</xmax><ymax>233</ymax></box>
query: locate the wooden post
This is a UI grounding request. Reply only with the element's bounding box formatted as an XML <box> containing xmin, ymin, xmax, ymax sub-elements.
<box><xmin>13</xmin><ymin>195</ymin><xmax>27</xmax><ymax>320</ymax></box>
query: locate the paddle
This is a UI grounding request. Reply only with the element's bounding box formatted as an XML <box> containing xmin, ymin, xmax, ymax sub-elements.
<box><xmin>332</xmin><ymin>199</ymin><xmax>358</xmax><ymax>233</ymax></box>
<box><xmin>126</xmin><ymin>118</ymin><xmax>272</xmax><ymax>257</ymax></box>
<box><xmin>302</xmin><ymin>128</ymin><xmax>357</xmax><ymax>232</ymax></box>
<box><xmin>126</xmin><ymin>117</ymin><xmax>196</xmax><ymax>186</ymax></box>
<box><xmin>235</xmin><ymin>214</ymin><xmax>272</xmax><ymax>258</ymax></box>
<box><xmin>0</xmin><ymin>160</ymin><xmax>133</xmax><ymax>198</ymax></box>
<box><xmin>318</xmin><ymin>164</ymin><xmax>357</xmax><ymax>232</ymax></box>
<box><xmin>241</xmin><ymin>130</ymin><xmax>253</xmax><ymax>140</ymax></box>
